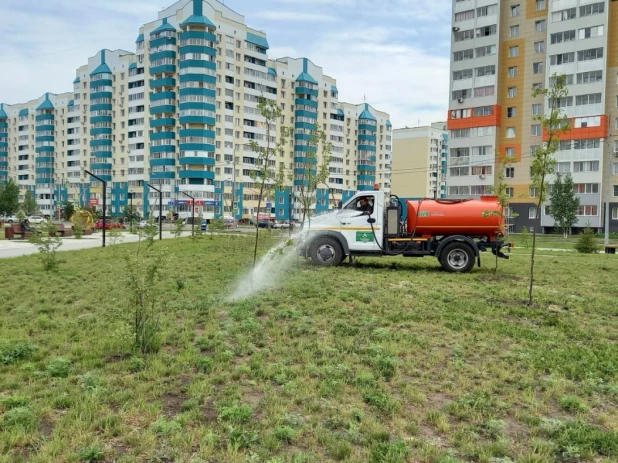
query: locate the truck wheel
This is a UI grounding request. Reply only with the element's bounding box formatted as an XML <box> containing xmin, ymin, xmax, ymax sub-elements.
<box><xmin>309</xmin><ymin>236</ymin><xmax>344</xmax><ymax>267</ymax></box>
<box><xmin>439</xmin><ymin>241</ymin><xmax>475</xmax><ymax>273</ymax></box>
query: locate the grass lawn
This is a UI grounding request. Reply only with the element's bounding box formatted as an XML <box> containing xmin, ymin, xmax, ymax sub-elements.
<box><xmin>507</xmin><ymin>233</ymin><xmax>618</xmax><ymax>251</ymax></box>
<box><xmin>1</xmin><ymin>235</ymin><xmax>617</xmax><ymax>463</ymax></box>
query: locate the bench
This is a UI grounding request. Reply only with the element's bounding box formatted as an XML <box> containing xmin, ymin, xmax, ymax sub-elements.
<box><xmin>605</xmin><ymin>245</ymin><xmax>618</xmax><ymax>255</ymax></box>
<box><xmin>11</xmin><ymin>224</ymin><xmax>32</xmax><ymax>239</ymax></box>
<box><xmin>54</xmin><ymin>223</ymin><xmax>74</xmax><ymax>237</ymax></box>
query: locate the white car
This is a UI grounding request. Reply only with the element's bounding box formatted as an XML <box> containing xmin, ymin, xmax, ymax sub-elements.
<box><xmin>5</xmin><ymin>216</ymin><xmax>19</xmax><ymax>223</ymax></box>
<box><xmin>273</xmin><ymin>221</ymin><xmax>291</xmax><ymax>229</ymax></box>
<box><xmin>28</xmin><ymin>216</ymin><xmax>45</xmax><ymax>224</ymax></box>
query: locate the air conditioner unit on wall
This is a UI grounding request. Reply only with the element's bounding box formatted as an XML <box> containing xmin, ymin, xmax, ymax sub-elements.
<box><xmin>452</xmin><ymin>26</ymin><xmax>460</xmax><ymax>32</ymax></box>
<box><xmin>458</xmin><ymin>98</ymin><xmax>464</xmax><ymax>104</ymax></box>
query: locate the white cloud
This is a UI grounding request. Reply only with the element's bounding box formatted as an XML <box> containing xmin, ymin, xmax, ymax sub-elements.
<box><xmin>254</xmin><ymin>10</ymin><xmax>337</xmax><ymax>21</ymax></box>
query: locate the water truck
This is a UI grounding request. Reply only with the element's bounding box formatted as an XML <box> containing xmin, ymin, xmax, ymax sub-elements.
<box><xmin>298</xmin><ymin>188</ymin><xmax>511</xmax><ymax>273</ymax></box>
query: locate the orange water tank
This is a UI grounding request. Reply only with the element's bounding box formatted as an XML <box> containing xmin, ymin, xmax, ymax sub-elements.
<box><xmin>406</xmin><ymin>196</ymin><xmax>504</xmax><ymax>237</ymax></box>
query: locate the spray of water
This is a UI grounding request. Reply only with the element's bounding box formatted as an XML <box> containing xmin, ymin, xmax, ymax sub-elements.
<box><xmin>227</xmin><ymin>228</ymin><xmax>309</xmax><ymax>301</ymax></box>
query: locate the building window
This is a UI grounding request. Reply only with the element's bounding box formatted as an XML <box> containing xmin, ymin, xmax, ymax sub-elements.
<box><xmin>508</xmin><ymin>66</ymin><xmax>518</xmax><ymax>78</ymax></box>
<box><xmin>531</xmin><ymin>124</ymin><xmax>542</xmax><ymax>136</ymax></box>
<box><xmin>529</xmin><ymin>207</ymin><xmax>537</xmax><ymax>219</ymax></box>
<box><xmin>506</xmin><ymin>147</ymin><xmax>515</xmax><ymax>158</ymax></box>
<box><xmin>530</xmin><ymin>187</ymin><xmax>538</xmax><ymax>198</ymax></box>
<box><xmin>534</xmin><ymin>41</ymin><xmax>545</xmax><ymax>53</ymax></box>
<box><xmin>536</xmin><ymin>20</ymin><xmax>546</xmax><ymax>32</ymax></box>
<box><xmin>614</xmin><ymin>185</ymin><xmax>618</xmax><ymax>197</ymax></box>
<box><xmin>536</xmin><ymin>0</ymin><xmax>546</xmax><ymax>11</ymax></box>
<box><xmin>510</xmin><ymin>4</ymin><xmax>520</xmax><ymax>16</ymax></box>
<box><xmin>532</xmin><ymin>104</ymin><xmax>542</xmax><ymax>116</ymax></box>
<box><xmin>506</xmin><ymin>187</ymin><xmax>514</xmax><ymax>197</ymax></box>
<box><xmin>509</xmin><ymin>46</ymin><xmax>519</xmax><ymax>57</ymax></box>
<box><xmin>510</xmin><ymin>25</ymin><xmax>520</xmax><ymax>37</ymax></box>
<box><xmin>505</xmin><ymin>167</ymin><xmax>515</xmax><ymax>178</ymax></box>
<box><xmin>576</xmin><ymin>205</ymin><xmax>598</xmax><ymax>216</ymax></box>
<box><xmin>577</xmin><ymin>48</ymin><xmax>604</xmax><ymax>62</ymax></box>
<box><xmin>551</xmin><ymin>30</ymin><xmax>576</xmax><ymax>44</ymax></box>
<box><xmin>552</xmin><ymin>8</ymin><xmax>576</xmax><ymax>22</ymax></box>
<box><xmin>506</xmin><ymin>128</ymin><xmax>516</xmax><ymax>138</ymax></box>
<box><xmin>508</xmin><ymin>87</ymin><xmax>517</xmax><ymax>98</ymax></box>
<box><xmin>455</xmin><ymin>9</ymin><xmax>475</xmax><ymax>21</ymax></box>
<box><xmin>580</xmin><ymin>2</ymin><xmax>604</xmax><ymax>17</ymax></box>
<box><xmin>612</xmin><ymin>207</ymin><xmax>618</xmax><ymax>220</ymax></box>
<box><xmin>507</xmin><ymin>107</ymin><xmax>517</xmax><ymax>118</ymax></box>
<box><xmin>533</xmin><ymin>62</ymin><xmax>544</xmax><ymax>74</ymax></box>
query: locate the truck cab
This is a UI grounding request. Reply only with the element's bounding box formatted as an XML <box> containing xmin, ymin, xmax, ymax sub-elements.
<box><xmin>298</xmin><ymin>189</ymin><xmax>510</xmax><ymax>273</ymax></box>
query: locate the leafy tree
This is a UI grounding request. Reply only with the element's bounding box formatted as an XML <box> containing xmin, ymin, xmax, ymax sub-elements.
<box><xmin>295</xmin><ymin>124</ymin><xmax>333</xmax><ymax>226</ymax></box>
<box><xmin>521</xmin><ymin>226</ymin><xmax>530</xmax><ymax>249</ymax></box>
<box><xmin>574</xmin><ymin>226</ymin><xmax>600</xmax><ymax>254</ymax></box>
<box><xmin>209</xmin><ymin>217</ymin><xmax>225</xmax><ymax>239</ymax></box>
<box><xmin>29</xmin><ymin>220</ymin><xmax>63</xmax><ymax>271</ymax></box>
<box><xmin>248</xmin><ymin>97</ymin><xmax>291</xmax><ymax>267</ymax></box>
<box><xmin>173</xmin><ymin>218</ymin><xmax>184</xmax><ymax>238</ymax></box>
<box><xmin>123</xmin><ymin>205</ymin><xmax>139</xmax><ymax>221</ymax></box>
<box><xmin>63</xmin><ymin>201</ymin><xmax>75</xmax><ymax>221</ymax></box>
<box><xmin>193</xmin><ymin>213</ymin><xmax>204</xmax><ymax>241</ymax></box>
<box><xmin>528</xmin><ymin>74</ymin><xmax>572</xmax><ymax>305</ymax></box>
<box><xmin>0</xmin><ymin>179</ymin><xmax>20</xmax><ymax>217</ymax></box>
<box><xmin>21</xmin><ymin>190</ymin><xmax>39</xmax><ymax>216</ymax></box>
<box><xmin>549</xmin><ymin>173</ymin><xmax>579</xmax><ymax>239</ymax></box>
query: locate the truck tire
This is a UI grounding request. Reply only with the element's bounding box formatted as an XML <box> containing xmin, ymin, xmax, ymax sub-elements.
<box><xmin>439</xmin><ymin>241</ymin><xmax>475</xmax><ymax>273</ymax></box>
<box><xmin>309</xmin><ymin>236</ymin><xmax>344</xmax><ymax>267</ymax></box>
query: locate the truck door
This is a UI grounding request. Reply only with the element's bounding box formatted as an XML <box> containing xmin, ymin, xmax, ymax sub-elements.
<box><xmin>337</xmin><ymin>194</ymin><xmax>382</xmax><ymax>253</ymax></box>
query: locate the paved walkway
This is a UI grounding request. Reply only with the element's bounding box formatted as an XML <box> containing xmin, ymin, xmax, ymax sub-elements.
<box><xmin>0</xmin><ymin>231</ymin><xmax>180</xmax><ymax>259</ymax></box>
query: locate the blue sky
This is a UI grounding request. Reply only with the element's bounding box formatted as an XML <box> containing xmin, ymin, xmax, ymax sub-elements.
<box><xmin>0</xmin><ymin>0</ymin><xmax>452</xmax><ymax>127</ymax></box>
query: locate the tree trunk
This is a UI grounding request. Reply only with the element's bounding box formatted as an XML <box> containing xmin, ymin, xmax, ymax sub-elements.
<box><xmin>528</xmin><ymin>175</ymin><xmax>545</xmax><ymax>306</ymax></box>
<box><xmin>253</xmin><ymin>183</ymin><xmax>265</xmax><ymax>268</ymax></box>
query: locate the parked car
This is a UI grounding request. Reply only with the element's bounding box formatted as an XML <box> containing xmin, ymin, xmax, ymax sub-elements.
<box><xmin>201</xmin><ymin>220</ymin><xmax>208</xmax><ymax>231</ymax></box>
<box><xmin>94</xmin><ymin>219</ymin><xmax>125</xmax><ymax>230</ymax></box>
<box><xmin>5</xmin><ymin>216</ymin><xmax>19</xmax><ymax>223</ymax></box>
<box><xmin>27</xmin><ymin>216</ymin><xmax>45</xmax><ymax>224</ymax></box>
<box><xmin>273</xmin><ymin>221</ymin><xmax>291</xmax><ymax>229</ymax></box>
<box><xmin>258</xmin><ymin>220</ymin><xmax>274</xmax><ymax>229</ymax></box>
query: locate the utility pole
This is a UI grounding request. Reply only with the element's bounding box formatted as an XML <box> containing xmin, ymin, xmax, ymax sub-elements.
<box><xmin>147</xmin><ymin>183</ymin><xmax>163</xmax><ymax>240</ymax></box>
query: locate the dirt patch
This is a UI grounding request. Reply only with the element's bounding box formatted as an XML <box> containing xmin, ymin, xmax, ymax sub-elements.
<box><xmin>477</xmin><ymin>273</ymin><xmax>524</xmax><ymax>283</ymax></box>
<box><xmin>161</xmin><ymin>388</ymin><xmax>189</xmax><ymax>417</ymax></box>
<box><xmin>107</xmin><ymin>437</ymin><xmax>130</xmax><ymax>461</ymax></box>
<box><xmin>163</xmin><ymin>345</ymin><xmax>180</xmax><ymax>355</ymax></box>
<box><xmin>194</xmin><ymin>324</ymin><xmax>206</xmax><ymax>337</ymax></box>
<box><xmin>425</xmin><ymin>391</ymin><xmax>452</xmax><ymax>410</ymax></box>
<box><xmin>39</xmin><ymin>416</ymin><xmax>55</xmax><ymax>437</ymax></box>
<box><xmin>418</xmin><ymin>424</ymin><xmax>449</xmax><ymax>449</ymax></box>
<box><xmin>202</xmin><ymin>398</ymin><xmax>218</xmax><ymax>423</ymax></box>
<box><xmin>106</xmin><ymin>352</ymin><xmax>131</xmax><ymax>362</ymax></box>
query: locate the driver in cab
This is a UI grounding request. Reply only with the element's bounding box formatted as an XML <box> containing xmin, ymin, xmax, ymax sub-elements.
<box><xmin>357</xmin><ymin>196</ymin><xmax>373</xmax><ymax>215</ymax></box>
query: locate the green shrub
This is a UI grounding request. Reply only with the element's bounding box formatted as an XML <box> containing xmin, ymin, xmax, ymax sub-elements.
<box><xmin>47</xmin><ymin>358</ymin><xmax>72</xmax><ymax>378</ymax></box>
<box><xmin>0</xmin><ymin>395</ymin><xmax>30</xmax><ymax>410</ymax></box>
<box><xmin>0</xmin><ymin>340</ymin><xmax>37</xmax><ymax>365</ymax></box>
<box><xmin>152</xmin><ymin>417</ymin><xmax>182</xmax><ymax>435</ymax></box>
<box><xmin>0</xmin><ymin>406</ymin><xmax>38</xmax><ymax>431</ymax></box>
<box><xmin>219</xmin><ymin>403</ymin><xmax>253</xmax><ymax>423</ymax></box>
<box><xmin>370</xmin><ymin>439</ymin><xmax>409</xmax><ymax>463</ymax></box>
<box><xmin>78</xmin><ymin>445</ymin><xmax>105</xmax><ymax>462</ymax></box>
<box><xmin>574</xmin><ymin>227</ymin><xmax>600</xmax><ymax>254</ymax></box>
<box><xmin>559</xmin><ymin>396</ymin><xmax>589</xmax><ymax>414</ymax></box>
<box><xmin>196</xmin><ymin>356</ymin><xmax>214</xmax><ymax>373</ymax></box>
<box><xmin>274</xmin><ymin>425</ymin><xmax>297</xmax><ymax>443</ymax></box>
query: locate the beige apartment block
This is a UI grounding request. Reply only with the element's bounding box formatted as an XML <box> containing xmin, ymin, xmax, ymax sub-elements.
<box><xmin>392</xmin><ymin>123</ymin><xmax>448</xmax><ymax>199</ymax></box>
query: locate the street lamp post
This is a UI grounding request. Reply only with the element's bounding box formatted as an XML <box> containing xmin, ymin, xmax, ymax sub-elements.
<box><xmin>147</xmin><ymin>183</ymin><xmax>163</xmax><ymax>241</ymax></box>
<box><xmin>182</xmin><ymin>191</ymin><xmax>195</xmax><ymax>237</ymax></box>
<box><xmin>84</xmin><ymin>170</ymin><xmax>107</xmax><ymax>248</ymax></box>
<box><xmin>602</xmin><ymin>136</ymin><xmax>614</xmax><ymax>245</ymax></box>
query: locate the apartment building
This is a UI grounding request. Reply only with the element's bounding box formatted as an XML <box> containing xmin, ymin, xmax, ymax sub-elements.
<box><xmin>448</xmin><ymin>0</ymin><xmax>618</xmax><ymax>233</ymax></box>
<box><xmin>0</xmin><ymin>0</ymin><xmax>391</xmax><ymax>221</ymax></box>
<box><xmin>392</xmin><ymin>123</ymin><xmax>448</xmax><ymax>199</ymax></box>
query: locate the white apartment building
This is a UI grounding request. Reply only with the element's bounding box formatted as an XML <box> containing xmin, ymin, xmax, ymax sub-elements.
<box><xmin>0</xmin><ymin>0</ymin><xmax>391</xmax><ymax>222</ymax></box>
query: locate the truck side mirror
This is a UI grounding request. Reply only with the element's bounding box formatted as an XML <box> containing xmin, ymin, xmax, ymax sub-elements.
<box><xmin>367</xmin><ymin>218</ymin><xmax>376</xmax><ymax>224</ymax></box>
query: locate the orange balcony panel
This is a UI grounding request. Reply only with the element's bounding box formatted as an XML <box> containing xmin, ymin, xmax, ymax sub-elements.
<box><xmin>542</xmin><ymin>115</ymin><xmax>608</xmax><ymax>142</ymax></box>
<box><xmin>447</xmin><ymin>105</ymin><xmax>501</xmax><ymax>130</ymax></box>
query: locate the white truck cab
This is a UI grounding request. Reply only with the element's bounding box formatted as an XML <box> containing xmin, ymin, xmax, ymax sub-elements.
<box><xmin>299</xmin><ymin>191</ymin><xmax>386</xmax><ymax>263</ymax></box>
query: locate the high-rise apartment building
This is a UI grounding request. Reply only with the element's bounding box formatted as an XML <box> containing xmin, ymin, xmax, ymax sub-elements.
<box><xmin>448</xmin><ymin>0</ymin><xmax>618</xmax><ymax>233</ymax></box>
<box><xmin>0</xmin><ymin>0</ymin><xmax>391</xmax><ymax>221</ymax></box>
<box><xmin>392</xmin><ymin>123</ymin><xmax>448</xmax><ymax>199</ymax></box>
